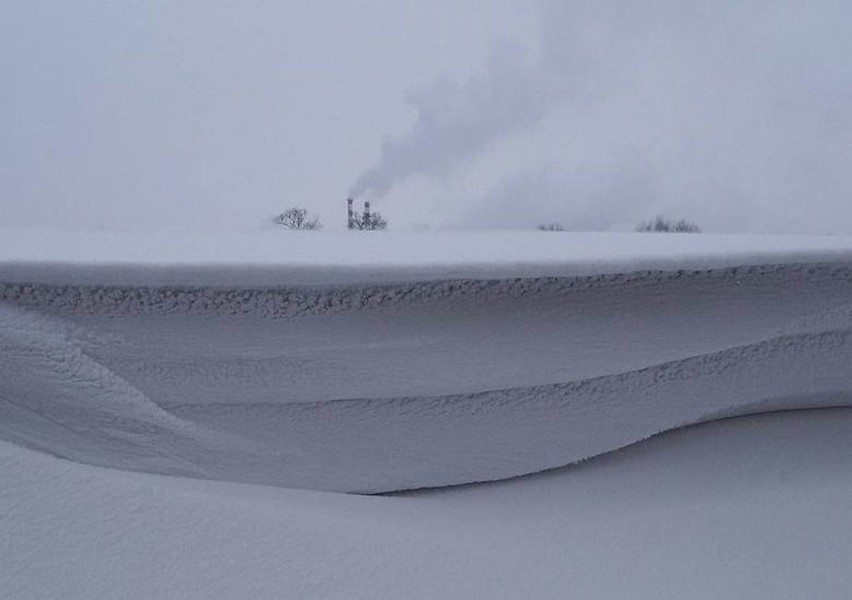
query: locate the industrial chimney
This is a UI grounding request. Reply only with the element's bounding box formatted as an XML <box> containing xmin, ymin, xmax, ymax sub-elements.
<box><xmin>347</xmin><ymin>197</ymin><xmax>354</xmax><ymax>229</ymax></box>
<box><xmin>363</xmin><ymin>201</ymin><xmax>371</xmax><ymax>225</ymax></box>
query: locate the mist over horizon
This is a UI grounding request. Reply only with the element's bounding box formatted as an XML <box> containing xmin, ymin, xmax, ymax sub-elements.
<box><xmin>2</xmin><ymin>1</ymin><xmax>851</xmax><ymax>234</ymax></box>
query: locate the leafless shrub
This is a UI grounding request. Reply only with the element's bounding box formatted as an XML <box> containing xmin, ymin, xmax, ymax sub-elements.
<box><xmin>636</xmin><ymin>216</ymin><xmax>700</xmax><ymax>233</ymax></box>
<box><xmin>352</xmin><ymin>211</ymin><xmax>388</xmax><ymax>231</ymax></box>
<box><xmin>273</xmin><ymin>208</ymin><xmax>322</xmax><ymax>230</ymax></box>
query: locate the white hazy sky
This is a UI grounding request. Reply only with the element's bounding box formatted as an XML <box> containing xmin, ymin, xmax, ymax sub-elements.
<box><xmin>2</xmin><ymin>1</ymin><xmax>851</xmax><ymax>233</ymax></box>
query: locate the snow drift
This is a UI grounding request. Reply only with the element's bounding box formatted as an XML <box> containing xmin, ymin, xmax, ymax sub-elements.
<box><xmin>2</xmin><ymin>231</ymin><xmax>852</xmax><ymax>492</ymax></box>
<box><xmin>4</xmin><ymin>408</ymin><xmax>851</xmax><ymax>600</ymax></box>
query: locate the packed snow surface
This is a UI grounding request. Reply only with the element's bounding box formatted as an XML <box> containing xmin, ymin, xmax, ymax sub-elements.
<box><xmin>3</xmin><ymin>228</ymin><xmax>852</xmax><ymax>285</ymax></box>
<box><xmin>3</xmin><ymin>409</ymin><xmax>851</xmax><ymax>599</ymax></box>
<box><xmin>2</xmin><ymin>231</ymin><xmax>852</xmax><ymax>598</ymax></box>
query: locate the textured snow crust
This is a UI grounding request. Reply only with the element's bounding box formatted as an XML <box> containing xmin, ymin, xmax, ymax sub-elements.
<box><xmin>2</xmin><ymin>232</ymin><xmax>852</xmax><ymax>598</ymax></box>
<box><xmin>2</xmin><ymin>241</ymin><xmax>852</xmax><ymax>491</ymax></box>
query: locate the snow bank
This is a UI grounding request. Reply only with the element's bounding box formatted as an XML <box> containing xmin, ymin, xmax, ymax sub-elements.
<box><xmin>3</xmin><ymin>409</ymin><xmax>851</xmax><ymax>599</ymax></box>
<box><xmin>2</xmin><ymin>229</ymin><xmax>852</xmax><ymax>286</ymax></box>
<box><xmin>2</xmin><ymin>231</ymin><xmax>851</xmax><ymax>491</ymax></box>
<box><xmin>3</xmin><ymin>231</ymin><xmax>852</xmax><ymax>598</ymax></box>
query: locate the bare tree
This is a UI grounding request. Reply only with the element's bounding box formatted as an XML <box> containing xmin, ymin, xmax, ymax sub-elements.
<box><xmin>352</xmin><ymin>211</ymin><xmax>388</xmax><ymax>231</ymax></box>
<box><xmin>273</xmin><ymin>208</ymin><xmax>322</xmax><ymax>230</ymax></box>
<box><xmin>636</xmin><ymin>216</ymin><xmax>700</xmax><ymax>233</ymax></box>
<box><xmin>537</xmin><ymin>222</ymin><xmax>565</xmax><ymax>231</ymax></box>
<box><xmin>673</xmin><ymin>219</ymin><xmax>701</xmax><ymax>233</ymax></box>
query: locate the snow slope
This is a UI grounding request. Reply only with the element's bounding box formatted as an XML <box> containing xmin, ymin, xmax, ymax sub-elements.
<box><xmin>3</xmin><ymin>409</ymin><xmax>851</xmax><ymax>599</ymax></box>
<box><xmin>2</xmin><ymin>231</ymin><xmax>852</xmax><ymax>598</ymax></box>
<box><xmin>2</xmin><ymin>232</ymin><xmax>852</xmax><ymax>492</ymax></box>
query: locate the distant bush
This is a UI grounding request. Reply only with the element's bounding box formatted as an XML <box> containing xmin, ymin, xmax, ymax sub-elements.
<box><xmin>352</xmin><ymin>211</ymin><xmax>388</xmax><ymax>231</ymax></box>
<box><xmin>273</xmin><ymin>208</ymin><xmax>322</xmax><ymax>230</ymax></box>
<box><xmin>636</xmin><ymin>216</ymin><xmax>701</xmax><ymax>233</ymax></box>
<box><xmin>537</xmin><ymin>223</ymin><xmax>565</xmax><ymax>232</ymax></box>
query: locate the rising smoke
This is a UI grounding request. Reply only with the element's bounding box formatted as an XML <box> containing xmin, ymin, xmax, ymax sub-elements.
<box><xmin>351</xmin><ymin>0</ymin><xmax>852</xmax><ymax>233</ymax></box>
<box><xmin>347</xmin><ymin>1</ymin><xmax>662</xmax><ymax>202</ymax></box>
<box><xmin>348</xmin><ymin>40</ymin><xmax>566</xmax><ymax>200</ymax></box>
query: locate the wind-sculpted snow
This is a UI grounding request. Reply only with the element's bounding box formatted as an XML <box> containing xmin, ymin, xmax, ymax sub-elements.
<box><xmin>0</xmin><ymin>305</ymin><xmax>259</xmax><ymax>481</ymax></box>
<box><xmin>2</xmin><ymin>263</ymin><xmax>852</xmax><ymax>319</ymax></box>
<box><xmin>1</xmin><ymin>262</ymin><xmax>852</xmax><ymax>492</ymax></box>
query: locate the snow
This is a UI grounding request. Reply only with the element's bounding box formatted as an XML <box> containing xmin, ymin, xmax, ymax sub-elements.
<box><xmin>1</xmin><ymin>230</ymin><xmax>851</xmax><ymax>597</ymax></box>
<box><xmin>3</xmin><ymin>410</ymin><xmax>851</xmax><ymax>599</ymax></box>
<box><xmin>2</xmin><ymin>228</ymin><xmax>852</xmax><ymax>285</ymax></box>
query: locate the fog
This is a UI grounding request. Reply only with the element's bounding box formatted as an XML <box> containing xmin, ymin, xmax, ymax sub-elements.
<box><xmin>3</xmin><ymin>1</ymin><xmax>851</xmax><ymax>233</ymax></box>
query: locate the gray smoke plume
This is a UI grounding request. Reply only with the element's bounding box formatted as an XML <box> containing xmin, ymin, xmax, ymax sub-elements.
<box><xmin>353</xmin><ymin>0</ymin><xmax>852</xmax><ymax>233</ymax></box>
<box><xmin>348</xmin><ymin>41</ymin><xmax>566</xmax><ymax>200</ymax></box>
<box><xmin>347</xmin><ymin>1</ymin><xmax>656</xmax><ymax>202</ymax></box>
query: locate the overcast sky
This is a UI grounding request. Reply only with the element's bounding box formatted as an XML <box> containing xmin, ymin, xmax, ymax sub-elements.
<box><xmin>2</xmin><ymin>1</ymin><xmax>851</xmax><ymax>233</ymax></box>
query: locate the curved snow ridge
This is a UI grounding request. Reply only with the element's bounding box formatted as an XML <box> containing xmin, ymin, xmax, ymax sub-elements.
<box><xmin>161</xmin><ymin>328</ymin><xmax>852</xmax><ymax>492</ymax></box>
<box><xmin>0</xmin><ymin>305</ymin><xmax>269</xmax><ymax>480</ymax></box>
<box><xmin>3</xmin><ymin>259</ymin><xmax>852</xmax><ymax>492</ymax></box>
<box><xmin>2</xmin><ymin>262</ymin><xmax>852</xmax><ymax>317</ymax></box>
<box><xmin>3</xmin><ymin>308</ymin><xmax>845</xmax><ymax>493</ymax></box>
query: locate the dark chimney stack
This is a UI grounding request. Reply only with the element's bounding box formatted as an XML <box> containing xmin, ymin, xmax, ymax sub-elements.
<box><xmin>363</xmin><ymin>201</ymin><xmax>371</xmax><ymax>224</ymax></box>
<box><xmin>347</xmin><ymin>197</ymin><xmax>354</xmax><ymax>229</ymax></box>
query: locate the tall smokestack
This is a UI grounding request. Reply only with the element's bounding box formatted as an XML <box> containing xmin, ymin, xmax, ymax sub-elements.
<box><xmin>347</xmin><ymin>197</ymin><xmax>354</xmax><ymax>230</ymax></box>
<box><xmin>363</xmin><ymin>201</ymin><xmax>371</xmax><ymax>225</ymax></box>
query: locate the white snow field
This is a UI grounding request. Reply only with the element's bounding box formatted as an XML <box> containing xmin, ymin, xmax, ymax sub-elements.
<box><xmin>2</xmin><ymin>230</ymin><xmax>852</xmax><ymax>598</ymax></box>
